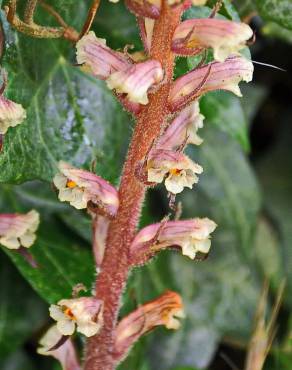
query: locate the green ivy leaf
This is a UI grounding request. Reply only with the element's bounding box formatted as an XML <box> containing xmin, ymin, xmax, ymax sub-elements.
<box><xmin>0</xmin><ymin>252</ymin><xmax>46</xmax><ymax>357</ymax></box>
<box><xmin>256</xmin><ymin>0</ymin><xmax>292</xmax><ymax>31</ymax></box>
<box><xmin>0</xmin><ymin>350</ymin><xmax>36</xmax><ymax>370</ymax></box>
<box><xmin>94</xmin><ymin>1</ymin><xmax>141</xmax><ymax>48</ymax></box>
<box><xmin>185</xmin><ymin>126</ymin><xmax>261</xmax><ymax>256</ymax></box>
<box><xmin>3</xmin><ymin>218</ymin><xmax>95</xmax><ymax>304</ymax></box>
<box><xmin>0</xmin><ymin>183</ymin><xmax>95</xmax><ymax>303</ymax></box>
<box><xmin>262</xmin><ymin>21</ymin><xmax>292</xmax><ymax>44</ymax></box>
<box><xmin>0</xmin><ymin>14</ymin><xmax>130</xmax><ymax>184</ymax></box>
<box><xmin>200</xmin><ymin>91</ymin><xmax>250</xmax><ymax>152</ymax></box>
<box><xmin>256</xmin><ymin>120</ymin><xmax>292</xmax><ymax>306</ymax></box>
<box><xmin>254</xmin><ymin>218</ymin><xmax>282</xmax><ymax>291</ymax></box>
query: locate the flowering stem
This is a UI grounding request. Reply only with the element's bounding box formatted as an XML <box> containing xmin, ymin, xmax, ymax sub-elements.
<box><xmin>84</xmin><ymin>3</ymin><xmax>182</xmax><ymax>370</ymax></box>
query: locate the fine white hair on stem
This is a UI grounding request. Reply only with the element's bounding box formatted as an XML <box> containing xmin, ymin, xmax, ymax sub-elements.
<box><xmin>252</xmin><ymin>60</ymin><xmax>286</xmax><ymax>72</ymax></box>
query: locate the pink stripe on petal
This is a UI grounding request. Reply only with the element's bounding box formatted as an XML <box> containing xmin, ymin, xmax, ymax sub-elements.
<box><xmin>0</xmin><ymin>95</ymin><xmax>26</xmax><ymax>134</ymax></box>
<box><xmin>37</xmin><ymin>325</ymin><xmax>81</xmax><ymax>370</ymax></box>
<box><xmin>168</xmin><ymin>55</ymin><xmax>253</xmax><ymax>112</ymax></box>
<box><xmin>76</xmin><ymin>32</ymin><xmax>131</xmax><ymax>80</ymax></box>
<box><xmin>172</xmin><ymin>18</ymin><xmax>253</xmax><ymax>61</ymax></box>
<box><xmin>56</xmin><ymin>162</ymin><xmax>119</xmax><ymax>216</ymax></box>
<box><xmin>106</xmin><ymin>60</ymin><xmax>164</xmax><ymax>105</ymax></box>
<box><xmin>113</xmin><ymin>291</ymin><xmax>184</xmax><ymax>363</ymax></box>
<box><xmin>157</xmin><ymin>101</ymin><xmax>204</xmax><ymax>150</ymax></box>
<box><xmin>130</xmin><ymin>218</ymin><xmax>216</xmax><ymax>262</ymax></box>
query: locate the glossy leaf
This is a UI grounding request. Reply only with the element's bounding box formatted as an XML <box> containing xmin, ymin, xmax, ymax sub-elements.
<box><xmin>0</xmin><ymin>183</ymin><xmax>95</xmax><ymax>304</ymax></box>
<box><xmin>200</xmin><ymin>92</ymin><xmax>250</xmax><ymax>152</ymax></box>
<box><xmin>256</xmin><ymin>0</ymin><xmax>292</xmax><ymax>31</ymax></box>
<box><xmin>0</xmin><ymin>11</ymin><xmax>130</xmax><ymax>185</ymax></box>
<box><xmin>185</xmin><ymin>126</ymin><xmax>261</xmax><ymax>256</ymax></box>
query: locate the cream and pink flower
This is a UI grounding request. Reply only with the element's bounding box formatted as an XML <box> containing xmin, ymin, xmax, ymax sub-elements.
<box><xmin>147</xmin><ymin>149</ymin><xmax>203</xmax><ymax>194</ymax></box>
<box><xmin>172</xmin><ymin>18</ymin><xmax>253</xmax><ymax>61</ymax></box>
<box><xmin>53</xmin><ymin>161</ymin><xmax>119</xmax><ymax>216</ymax></box>
<box><xmin>113</xmin><ymin>291</ymin><xmax>184</xmax><ymax>362</ymax></box>
<box><xmin>0</xmin><ymin>210</ymin><xmax>39</xmax><ymax>249</ymax></box>
<box><xmin>76</xmin><ymin>31</ymin><xmax>131</xmax><ymax>80</ymax></box>
<box><xmin>49</xmin><ymin>297</ymin><xmax>103</xmax><ymax>337</ymax></box>
<box><xmin>106</xmin><ymin>59</ymin><xmax>164</xmax><ymax>105</ymax></box>
<box><xmin>158</xmin><ymin>101</ymin><xmax>204</xmax><ymax>150</ymax></box>
<box><xmin>130</xmin><ymin>217</ymin><xmax>216</xmax><ymax>262</ymax></box>
<box><xmin>168</xmin><ymin>55</ymin><xmax>254</xmax><ymax>112</ymax></box>
<box><xmin>0</xmin><ymin>94</ymin><xmax>26</xmax><ymax>134</ymax></box>
<box><xmin>37</xmin><ymin>325</ymin><xmax>81</xmax><ymax>370</ymax></box>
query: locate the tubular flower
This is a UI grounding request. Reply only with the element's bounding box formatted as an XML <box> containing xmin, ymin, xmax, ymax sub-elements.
<box><xmin>158</xmin><ymin>101</ymin><xmax>204</xmax><ymax>150</ymax></box>
<box><xmin>0</xmin><ymin>94</ymin><xmax>26</xmax><ymax>134</ymax></box>
<box><xmin>106</xmin><ymin>59</ymin><xmax>164</xmax><ymax>105</ymax></box>
<box><xmin>76</xmin><ymin>31</ymin><xmax>131</xmax><ymax>80</ymax></box>
<box><xmin>37</xmin><ymin>325</ymin><xmax>81</xmax><ymax>370</ymax></box>
<box><xmin>49</xmin><ymin>297</ymin><xmax>104</xmax><ymax>337</ymax></box>
<box><xmin>130</xmin><ymin>218</ymin><xmax>216</xmax><ymax>261</ymax></box>
<box><xmin>125</xmin><ymin>0</ymin><xmax>161</xmax><ymax>19</ymax></box>
<box><xmin>168</xmin><ymin>55</ymin><xmax>254</xmax><ymax>112</ymax></box>
<box><xmin>172</xmin><ymin>18</ymin><xmax>253</xmax><ymax>61</ymax></box>
<box><xmin>147</xmin><ymin>149</ymin><xmax>203</xmax><ymax>194</ymax></box>
<box><xmin>0</xmin><ymin>210</ymin><xmax>39</xmax><ymax>249</ymax></box>
<box><xmin>53</xmin><ymin>161</ymin><xmax>119</xmax><ymax>216</ymax></box>
<box><xmin>113</xmin><ymin>291</ymin><xmax>184</xmax><ymax>362</ymax></box>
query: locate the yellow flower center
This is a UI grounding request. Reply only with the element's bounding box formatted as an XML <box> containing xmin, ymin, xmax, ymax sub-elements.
<box><xmin>64</xmin><ymin>307</ymin><xmax>76</xmax><ymax>320</ymax></box>
<box><xmin>169</xmin><ymin>168</ymin><xmax>182</xmax><ymax>176</ymax></box>
<box><xmin>186</xmin><ymin>37</ymin><xmax>200</xmax><ymax>49</ymax></box>
<box><xmin>66</xmin><ymin>179</ymin><xmax>77</xmax><ymax>188</ymax></box>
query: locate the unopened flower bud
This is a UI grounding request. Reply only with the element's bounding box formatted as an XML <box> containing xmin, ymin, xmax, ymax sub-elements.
<box><xmin>92</xmin><ymin>215</ymin><xmax>109</xmax><ymax>267</ymax></box>
<box><xmin>53</xmin><ymin>161</ymin><xmax>119</xmax><ymax>216</ymax></box>
<box><xmin>147</xmin><ymin>149</ymin><xmax>203</xmax><ymax>194</ymax></box>
<box><xmin>139</xmin><ymin>18</ymin><xmax>155</xmax><ymax>54</ymax></box>
<box><xmin>76</xmin><ymin>31</ymin><xmax>131</xmax><ymax>80</ymax></box>
<box><xmin>168</xmin><ymin>55</ymin><xmax>254</xmax><ymax>112</ymax></box>
<box><xmin>158</xmin><ymin>101</ymin><xmax>204</xmax><ymax>150</ymax></box>
<box><xmin>0</xmin><ymin>94</ymin><xmax>26</xmax><ymax>134</ymax></box>
<box><xmin>172</xmin><ymin>18</ymin><xmax>253</xmax><ymax>61</ymax></box>
<box><xmin>130</xmin><ymin>217</ymin><xmax>216</xmax><ymax>261</ymax></box>
<box><xmin>0</xmin><ymin>210</ymin><xmax>39</xmax><ymax>249</ymax></box>
<box><xmin>106</xmin><ymin>59</ymin><xmax>164</xmax><ymax>105</ymax></box>
<box><xmin>49</xmin><ymin>297</ymin><xmax>103</xmax><ymax>337</ymax></box>
<box><xmin>113</xmin><ymin>291</ymin><xmax>184</xmax><ymax>362</ymax></box>
<box><xmin>37</xmin><ymin>325</ymin><xmax>81</xmax><ymax>370</ymax></box>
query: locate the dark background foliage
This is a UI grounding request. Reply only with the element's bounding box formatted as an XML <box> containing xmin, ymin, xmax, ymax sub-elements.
<box><xmin>0</xmin><ymin>0</ymin><xmax>291</xmax><ymax>369</ymax></box>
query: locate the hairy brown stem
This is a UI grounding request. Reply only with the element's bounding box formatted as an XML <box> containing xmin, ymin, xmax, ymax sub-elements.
<box><xmin>39</xmin><ymin>1</ymin><xmax>68</xmax><ymax>28</ymax></box>
<box><xmin>79</xmin><ymin>0</ymin><xmax>101</xmax><ymax>40</ymax></box>
<box><xmin>84</xmin><ymin>3</ymin><xmax>182</xmax><ymax>370</ymax></box>
<box><xmin>24</xmin><ymin>0</ymin><xmax>38</xmax><ymax>24</ymax></box>
<box><xmin>6</xmin><ymin>0</ymin><xmax>78</xmax><ymax>41</ymax></box>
